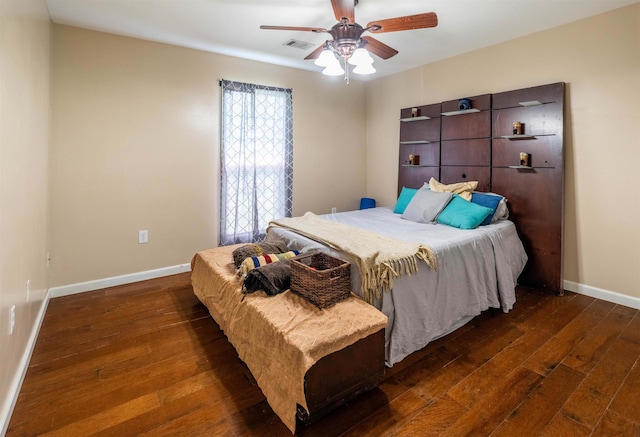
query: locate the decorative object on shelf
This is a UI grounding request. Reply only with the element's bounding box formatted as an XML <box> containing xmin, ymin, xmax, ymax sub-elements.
<box><xmin>519</xmin><ymin>152</ymin><xmax>530</xmax><ymax>167</ymax></box>
<box><xmin>360</xmin><ymin>197</ymin><xmax>376</xmax><ymax>210</ymax></box>
<box><xmin>411</xmin><ymin>107</ymin><xmax>419</xmax><ymax>118</ymax></box>
<box><xmin>458</xmin><ymin>98</ymin><xmax>472</xmax><ymax>110</ymax></box>
<box><xmin>408</xmin><ymin>154</ymin><xmax>420</xmax><ymax>165</ymax></box>
<box><xmin>512</xmin><ymin>121</ymin><xmax>523</xmax><ymax>135</ymax></box>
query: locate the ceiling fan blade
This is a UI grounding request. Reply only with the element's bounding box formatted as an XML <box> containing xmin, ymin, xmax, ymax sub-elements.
<box><xmin>260</xmin><ymin>25</ymin><xmax>327</xmax><ymax>32</ymax></box>
<box><xmin>331</xmin><ymin>0</ymin><xmax>355</xmax><ymax>23</ymax></box>
<box><xmin>304</xmin><ymin>44</ymin><xmax>326</xmax><ymax>60</ymax></box>
<box><xmin>367</xmin><ymin>12</ymin><xmax>438</xmax><ymax>33</ymax></box>
<box><xmin>362</xmin><ymin>36</ymin><xmax>398</xmax><ymax>59</ymax></box>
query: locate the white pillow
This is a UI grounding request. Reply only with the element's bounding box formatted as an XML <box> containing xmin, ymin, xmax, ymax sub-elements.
<box><xmin>401</xmin><ymin>188</ymin><xmax>453</xmax><ymax>223</ymax></box>
<box><xmin>492</xmin><ymin>197</ymin><xmax>509</xmax><ymax>222</ymax></box>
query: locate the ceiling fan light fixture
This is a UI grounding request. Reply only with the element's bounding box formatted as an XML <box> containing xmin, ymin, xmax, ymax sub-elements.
<box><xmin>353</xmin><ymin>62</ymin><xmax>376</xmax><ymax>75</ymax></box>
<box><xmin>261</xmin><ymin>1</ymin><xmax>438</xmax><ymax>83</ymax></box>
<box><xmin>322</xmin><ymin>60</ymin><xmax>345</xmax><ymax>76</ymax></box>
<box><xmin>314</xmin><ymin>48</ymin><xmax>337</xmax><ymax>67</ymax></box>
<box><xmin>348</xmin><ymin>47</ymin><xmax>373</xmax><ymax>66</ymax></box>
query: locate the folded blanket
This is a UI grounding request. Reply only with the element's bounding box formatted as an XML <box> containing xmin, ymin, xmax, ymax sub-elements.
<box><xmin>242</xmin><ymin>260</ymin><xmax>292</xmax><ymax>296</ymax></box>
<box><xmin>238</xmin><ymin>250</ymin><xmax>300</xmax><ymax>277</ymax></box>
<box><xmin>269</xmin><ymin>212</ymin><xmax>437</xmax><ymax>304</ymax></box>
<box><xmin>231</xmin><ymin>240</ymin><xmax>288</xmax><ymax>269</ymax></box>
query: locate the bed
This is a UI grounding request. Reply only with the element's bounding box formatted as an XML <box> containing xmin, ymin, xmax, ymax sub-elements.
<box><xmin>191</xmin><ymin>198</ymin><xmax>527</xmax><ymax>431</ymax></box>
<box><xmin>266</xmin><ymin>205</ymin><xmax>528</xmax><ymax>366</ymax></box>
<box><xmin>192</xmin><ymin>82</ymin><xmax>561</xmax><ymax>433</ymax></box>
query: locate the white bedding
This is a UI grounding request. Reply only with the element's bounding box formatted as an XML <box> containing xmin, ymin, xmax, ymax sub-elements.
<box><xmin>266</xmin><ymin>207</ymin><xmax>528</xmax><ymax>366</ymax></box>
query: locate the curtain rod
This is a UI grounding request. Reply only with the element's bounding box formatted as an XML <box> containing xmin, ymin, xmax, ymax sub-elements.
<box><xmin>219</xmin><ymin>79</ymin><xmax>293</xmax><ymax>93</ymax></box>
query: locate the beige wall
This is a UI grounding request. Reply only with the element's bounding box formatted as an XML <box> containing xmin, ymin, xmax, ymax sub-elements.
<box><xmin>0</xmin><ymin>0</ymin><xmax>50</xmax><ymax>428</ymax></box>
<box><xmin>50</xmin><ymin>25</ymin><xmax>367</xmax><ymax>287</ymax></box>
<box><xmin>365</xmin><ymin>4</ymin><xmax>640</xmax><ymax>299</ymax></box>
<box><xmin>2</xmin><ymin>1</ymin><xmax>636</xmax><ymax>430</ymax></box>
<box><xmin>1</xmin><ymin>2</ymin><xmax>638</xmax><ymax>429</ymax></box>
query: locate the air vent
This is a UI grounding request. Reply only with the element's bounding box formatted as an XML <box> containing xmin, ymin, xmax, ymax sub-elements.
<box><xmin>282</xmin><ymin>39</ymin><xmax>314</xmax><ymax>50</ymax></box>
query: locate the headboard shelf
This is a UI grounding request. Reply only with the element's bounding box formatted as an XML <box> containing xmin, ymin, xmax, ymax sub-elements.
<box><xmin>400</xmin><ymin>103</ymin><xmax>442</xmax><ymax>120</ymax></box>
<box><xmin>495</xmin><ymin>101</ymin><xmax>558</xmax><ymax>109</ymax></box>
<box><xmin>442</xmin><ymin>136</ymin><xmax>493</xmax><ymax>142</ymax></box>
<box><xmin>440</xmin><ymin>108</ymin><xmax>480</xmax><ymax>117</ymax></box>
<box><xmin>400</xmin><ymin>116</ymin><xmax>431</xmax><ymax>122</ymax></box>
<box><xmin>400</xmin><ymin>140</ymin><xmax>432</xmax><ymax>144</ymax></box>
<box><xmin>518</xmin><ymin>100</ymin><xmax>543</xmax><ymax>107</ymax></box>
<box><xmin>493</xmin><ymin>83</ymin><xmax>562</xmax><ymax>109</ymax></box>
<box><xmin>500</xmin><ymin>135</ymin><xmax>537</xmax><ymax>140</ymax></box>
<box><xmin>398</xmin><ymin>82</ymin><xmax>565</xmax><ymax>295</ymax></box>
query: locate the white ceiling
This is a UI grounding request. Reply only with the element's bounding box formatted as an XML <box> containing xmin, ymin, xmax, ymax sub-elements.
<box><xmin>45</xmin><ymin>0</ymin><xmax>637</xmax><ymax>81</ymax></box>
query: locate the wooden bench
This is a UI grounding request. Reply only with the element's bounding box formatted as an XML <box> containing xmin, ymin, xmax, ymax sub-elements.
<box><xmin>191</xmin><ymin>245</ymin><xmax>387</xmax><ymax>433</ymax></box>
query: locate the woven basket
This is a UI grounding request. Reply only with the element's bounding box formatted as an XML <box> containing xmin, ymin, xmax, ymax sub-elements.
<box><xmin>290</xmin><ymin>252</ymin><xmax>351</xmax><ymax>309</ymax></box>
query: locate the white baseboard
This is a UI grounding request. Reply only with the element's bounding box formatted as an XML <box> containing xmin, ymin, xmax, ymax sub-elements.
<box><xmin>564</xmin><ymin>280</ymin><xmax>640</xmax><ymax>310</ymax></box>
<box><xmin>49</xmin><ymin>263</ymin><xmax>192</xmax><ymax>298</ymax></box>
<box><xmin>1</xmin><ymin>290</ymin><xmax>50</xmax><ymax>436</ymax></box>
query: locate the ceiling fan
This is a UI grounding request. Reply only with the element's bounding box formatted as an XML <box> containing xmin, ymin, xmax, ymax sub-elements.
<box><xmin>260</xmin><ymin>0</ymin><xmax>438</xmax><ymax>81</ymax></box>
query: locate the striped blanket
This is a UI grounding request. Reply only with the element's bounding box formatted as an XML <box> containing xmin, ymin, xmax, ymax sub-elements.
<box><xmin>238</xmin><ymin>250</ymin><xmax>300</xmax><ymax>277</ymax></box>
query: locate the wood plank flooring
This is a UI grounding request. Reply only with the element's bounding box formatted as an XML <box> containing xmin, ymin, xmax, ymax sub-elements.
<box><xmin>7</xmin><ymin>273</ymin><xmax>640</xmax><ymax>436</ymax></box>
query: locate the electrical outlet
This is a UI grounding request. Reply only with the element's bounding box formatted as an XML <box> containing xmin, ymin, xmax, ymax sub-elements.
<box><xmin>331</xmin><ymin>207</ymin><xmax>337</xmax><ymax>214</ymax></box>
<box><xmin>138</xmin><ymin>230</ymin><xmax>149</xmax><ymax>244</ymax></box>
<box><xmin>9</xmin><ymin>305</ymin><xmax>16</xmax><ymax>335</ymax></box>
<box><xmin>26</xmin><ymin>280</ymin><xmax>30</xmax><ymax>303</ymax></box>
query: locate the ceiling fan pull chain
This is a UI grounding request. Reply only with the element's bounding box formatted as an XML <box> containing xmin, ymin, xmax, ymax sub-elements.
<box><xmin>345</xmin><ymin>58</ymin><xmax>350</xmax><ymax>84</ymax></box>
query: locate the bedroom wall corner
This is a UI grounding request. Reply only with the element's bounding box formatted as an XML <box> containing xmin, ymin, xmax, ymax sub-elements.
<box><xmin>0</xmin><ymin>0</ymin><xmax>51</xmax><ymax>433</ymax></box>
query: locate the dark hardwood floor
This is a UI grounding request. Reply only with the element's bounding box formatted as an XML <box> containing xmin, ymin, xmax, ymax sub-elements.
<box><xmin>7</xmin><ymin>273</ymin><xmax>640</xmax><ymax>436</ymax></box>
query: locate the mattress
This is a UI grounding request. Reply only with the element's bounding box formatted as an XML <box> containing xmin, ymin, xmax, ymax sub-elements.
<box><xmin>266</xmin><ymin>207</ymin><xmax>528</xmax><ymax>366</ymax></box>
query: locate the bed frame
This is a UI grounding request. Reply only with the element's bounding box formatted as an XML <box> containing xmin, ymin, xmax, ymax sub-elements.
<box><xmin>398</xmin><ymin>82</ymin><xmax>565</xmax><ymax>294</ymax></box>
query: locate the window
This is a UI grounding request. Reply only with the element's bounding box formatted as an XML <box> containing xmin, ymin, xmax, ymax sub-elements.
<box><xmin>219</xmin><ymin>80</ymin><xmax>293</xmax><ymax>245</ymax></box>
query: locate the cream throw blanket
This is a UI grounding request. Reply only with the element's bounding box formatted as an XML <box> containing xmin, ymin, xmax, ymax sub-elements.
<box><xmin>269</xmin><ymin>212</ymin><xmax>437</xmax><ymax>304</ymax></box>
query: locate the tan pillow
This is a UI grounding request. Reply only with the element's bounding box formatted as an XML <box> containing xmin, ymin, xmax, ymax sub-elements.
<box><xmin>428</xmin><ymin>178</ymin><xmax>478</xmax><ymax>201</ymax></box>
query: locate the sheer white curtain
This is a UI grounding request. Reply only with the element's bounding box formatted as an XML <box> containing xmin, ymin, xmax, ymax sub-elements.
<box><xmin>219</xmin><ymin>80</ymin><xmax>293</xmax><ymax>245</ymax></box>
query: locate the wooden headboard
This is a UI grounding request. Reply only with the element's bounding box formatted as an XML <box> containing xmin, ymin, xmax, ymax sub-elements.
<box><xmin>398</xmin><ymin>82</ymin><xmax>565</xmax><ymax>294</ymax></box>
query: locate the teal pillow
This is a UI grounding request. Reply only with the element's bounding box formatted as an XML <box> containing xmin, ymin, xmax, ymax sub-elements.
<box><xmin>437</xmin><ymin>195</ymin><xmax>493</xmax><ymax>229</ymax></box>
<box><xmin>393</xmin><ymin>187</ymin><xmax>418</xmax><ymax>214</ymax></box>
